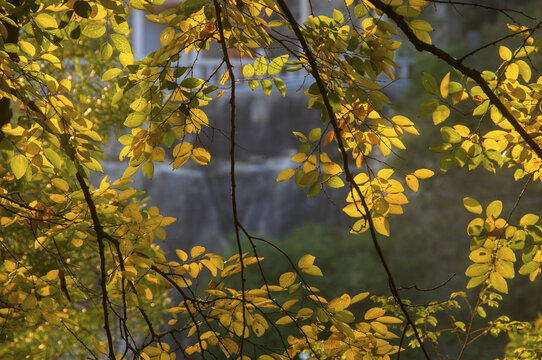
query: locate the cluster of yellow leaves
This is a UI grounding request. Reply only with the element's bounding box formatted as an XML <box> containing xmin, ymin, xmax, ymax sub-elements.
<box><xmin>464</xmin><ymin>198</ymin><xmax>542</xmax><ymax>296</ymax></box>
<box><xmin>169</xmin><ymin>250</ymin><xmax>402</xmax><ymax>360</ymax></box>
<box><xmin>425</xmin><ymin>28</ymin><xmax>542</xmax><ymax>177</ymax></box>
<box><xmin>342</xmin><ymin>168</ymin><xmax>433</xmax><ymax>236</ymax></box>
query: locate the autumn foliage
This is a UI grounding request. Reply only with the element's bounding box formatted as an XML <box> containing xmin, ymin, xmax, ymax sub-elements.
<box><xmin>0</xmin><ymin>0</ymin><xmax>541</xmax><ymax>359</ymax></box>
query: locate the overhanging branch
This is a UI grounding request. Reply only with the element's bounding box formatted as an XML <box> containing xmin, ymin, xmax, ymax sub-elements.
<box><xmin>370</xmin><ymin>0</ymin><xmax>542</xmax><ymax>161</ymax></box>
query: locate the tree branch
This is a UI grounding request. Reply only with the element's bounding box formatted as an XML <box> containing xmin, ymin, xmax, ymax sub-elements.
<box><xmin>274</xmin><ymin>1</ymin><xmax>431</xmax><ymax>359</ymax></box>
<box><xmin>369</xmin><ymin>0</ymin><xmax>542</xmax><ymax>161</ymax></box>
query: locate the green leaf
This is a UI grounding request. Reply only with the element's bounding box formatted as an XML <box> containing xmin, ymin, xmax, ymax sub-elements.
<box><xmin>74</xmin><ymin>1</ymin><xmax>92</xmax><ymax>18</ymax></box>
<box><xmin>181</xmin><ymin>77</ymin><xmax>204</xmax><ymax>88</ymax></box>
<box><xmin>100</xmin><ymin>43</ymin><xmax>113</xmax><ymax>60</ymax></box>
<box><xmin>35</xmin><ymin>13</ymin><xmax>58</xmax><ymax>29</ymax></box>
<box><xmin>440</xmin><ymin>127</ymin><xmax>461</xmax><ymax>143</ymax></box>
<box><xmin>354</xmin><ymin>4</ymin><xmax>369</xmax><ymax>18</ymax></box>
<box><xmin>101</xmin><ymin>68</ymin><xmax>122</xmax><ymax>82</ymax></box>
<box><xmin>332</xmin><ymin>9</ymin><xmax>344</xmax><ymax>24</ymax></box>
<box><xmin>44</xmin><ymin>148</ymin><xmax>62</xmax><ymax>169</ymax></box>
<box><xmin>299</xmin><ymin>170</ymin><xmax>318</xmax><ymax>185</ymax></box>
<box><xmin>124</xmin><ymin>112</ymin><xmax>147</xmax><ymax>128</ymax></box>
<box><xmin>83</xmin><ymin>22</ymin><xmax>107</xmax><ymax>39</ymax></box>
<box><xmin>418</xmin><ymin>99</ymin><xmax>438</xmax><ymax>117</ymax></box>
<box><xmin>519</xmin><ymin>261</ymin><xmax>539</xmax><ymax>275</ymax></box>
<box><xmin>422</xmin><ymin>72</ymin><xmax>438</xmax><ymax>95</ymax></box>
<box><xmin>308</xmin><ymin>128</ymin><xmax>321</xmax><ymax>142</ymax></box>
<box><xmin>473</xmin><ymin>100</ymin><xmax>490</xmax><ymax>116</ymax></box>
<box><xmin>182</xmin><ymin>0</ymin><xmax>204</xmax><ymax>15</ymax></box>
<box><xmin>463</xmin><ymin>197</ymin><xmax>482</xmax><ymax>214</ymax></box>
<box><xmin>325</xmin><ymin>175</ymin><xmax>344</xmax><ymax>188</ymax></box>
<box><xmin>110</xmin><ymin>33</ymin><xmax>132</xmax><ymax>53</ymax></box>
<box><xmin>11</xmin><ymin>155</ymin><xmax>28</xmax><ymax>180</ymax></box>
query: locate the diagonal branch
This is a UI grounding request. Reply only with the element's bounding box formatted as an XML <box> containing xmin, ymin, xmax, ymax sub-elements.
<box><xmin>369</xmin><ymin>0</ymin><xmax>542</xmax><ymax>161</ymax></box>
<box><xmin>274</xmin><ymin>1</ymin><xmax>431</xmax><ymax>359</ymax></box>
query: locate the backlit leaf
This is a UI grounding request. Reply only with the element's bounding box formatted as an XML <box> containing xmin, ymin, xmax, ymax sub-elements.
<box><xmin>432</xmin><ymin>104</ymin><xmax>450</xmax><ymax>125</ymax></box>
<box><xmin>440</xmin><ymin>72</ymin><xmax>450</xmax><ymax>99</ymax></box>
<box><xmin>490</xmin><ymin>272</ymin><xmax>508</xmax><ymax>294</ymax></box>
<box><xmin>276</xmin><ymin>168</ymin><xmax>295</xmax><ymax>182</ymax></box>
<box><xmin>110</xmin><ymin>33</ymin><xmax>132</xmax><ymax>53</ymax></box>
<box><xmin>279</xmin><ymin>272</ymin><xmax>296</xmax><ymax>287</ymax></box>
<box><xmin>405</xmin><ymin>175</ymin><xmax>419</xmax><ymax>192</ymax></box>
<box><xmin>35</xmin><ymin>13</ymin><xmax>58</xmax><ymax>29</ymax></box>
<box><xmin>499</xmin><ymin>46</ymin><xmax>512</xmax><ymax>61</ymax></box>
<box><xmin>298</xmin><ymin>254</ymin><xmax>315</xmax><ymax>269</ymax></box>
<box><xmin>486</xmin><ymin>200</ymin><xmax>502</xmax><ymax>218</ymax></box>
<box><xmin>11</xmin><ymin>155</ymin><xmax>28</xmax><ymax>180</ymax></box>
<box><xmin>463</xmin><ymin>197</ymin><xmax>482</xmax><ymax>214</ymax></box>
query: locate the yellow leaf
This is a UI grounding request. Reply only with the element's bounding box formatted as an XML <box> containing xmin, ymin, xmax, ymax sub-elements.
<box><xmin>496</xmin><ymin>247</ymin><xmax>516</xmax><ymax>262</ymax></box>
<box><xmin>291</xmin><ymin>153</ymin><xmax>307</xmax><ymax>163</ymax></box>
<box><xmin>364</xmin><ymin>307</ymin><xmax>385</xmax><ymax>320</ymax></box>
<box><xmin>440</xmin><ymin>72</ymin><xmax>450</xmax><ymax>99</ymax></box>
<box><xmin>321</xmin><ymin>162</ymin><xmax>342</xmax><ymax>175</ymax></box>
<box><xmin>465</xmin><ymin>263</ymin><xmax>490</xmax><ymax>277</ymax></box>
<box><xmin>342</xmin><ymin>203</ymin><xmax>365</xmax><ymax>217</ymax></box>
<box><xmin>377</xmin><ymin>168</ymin><xmax>394</xmax><ymax>179</ymax></box>
<box><xmin>11</xmin><ymin>155</ymin><xmax>28</xmax><ymax>180</ymax></box>
<box><xmin>302</xmin><ymin>265</ymin><xmax>323</xmax><ymax>277</ymax></box>
<box><xmin>298</xmin><ymin>254</ymin><xmax>315</xmax><ymax>269</ymax></box>
<box><xmin>160</xmin><ymin>27</ymin><xmax>175</xmax><ymax>47</ymax></box>
<box><xmin>35</xmin><ymin>13</ymin><xmax>58</xmax><ymax>29</ymax></box>
<box><xmin>469</xmin><ymin>248</ymin><xmax>491</xmax><ymax>263</ymax></box>
<box><xmin>19</xmin><ymin>40</ymin><xmax>36</xmax><ymax>57</ymax></box>
<box><xmin>413</xmin><ymin>168</ymin><xmax>434</xmax><ymax>179</ymax></box>
<box><xmin>486</xmin><ymin>200</ymin><xmax>502</xmax><ymax>218</ymax></box>
<box><xmin>4</xmin><ymin>260</ymin><xmax>16</xmax><ymax>272</ymax></box>
<box><xmin>499</xmin><ymin>46</ymin><xmax>512</xmax><ymax>61</ymax></box>
<box><xmin>51</xmin><ymin>178</ymin><xmax>69</xmax><ymax>192</ymax></box>
<box><xmin>432</xmin><ymin>104</ymin><xmax>450</xmax><ymax>125</ymax></box>
<box><xmin>370</xmin><ymin>321</ymin><xmax>388</xmax><ymax>335</ymax></box>
<box><xmin>351</xmin><ymin>292</ymin><xmax>369</xmax><ymax>304</ymax></box>
<box><xmin>275</xmin><ymin>316</ymin><xmax>293</xmax><ymax>325</ymax></box>
<box><xmin>93</xmin><ymin>337</ymin><xmax>108</xmax><ymax>355</ymax></box>
<box><xmin>377</xmin><ymin>316</ymin><xmax>402</xmax><ymax>324</ymax></box>
<box><xmin>409</xmin><ymin>19</ymin><xmax>433</xmax><ymax>32</ymax></box>
<box><xmin>505</xmin><ymin>63</ymin><xmax>519</xmax><ymax>80</ymax></box>
<box><xmin>463</xmin><ymin>197</ymin><xmax>482</xmax><ymax>214</ymax></box>
<box><xmin>191</xmin><ymin>147</ymin><xmax>211</xmax><ymax>165</ymax></box>
<box><xmin>373</xmin><ymin>216</ymin><xmax>390</xmax><ymax>236</ymax></box>
<box><xmin>45</xmin><ymin>269</ymin><xmax>59</xmax><ymax>281</ymax></box>
<box><xmin>490</xmin><ymin>272</ymin><xmax>508</xmax><ymax>294</ymax></box>
<box><xmin>190</xmin><ymin>246</ymin><xmax>205</xmax><ymax>258</ymax></box>
<box><xmin>276</xmin><ymin>168</ymin><xmax>295</xmax><ymax>182</ymax></box>
<box><xmin>279</xmin><ymin>272</ymin><xmax>296</xmax><ymax>287</ymax></box>
<box><xmin>405</xmin><ymin>175</ymin><xmax>419</xmax><ymax>192</ymax></box>
<box><xmin>129</xmin><ymin>98</ymin><xmax>148</xmax><ymax>112</ymax></box>
<box><xmin>176</xmin><ymin>250</ymin><xmax>189</xmax><ymax>263</ymax></box>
